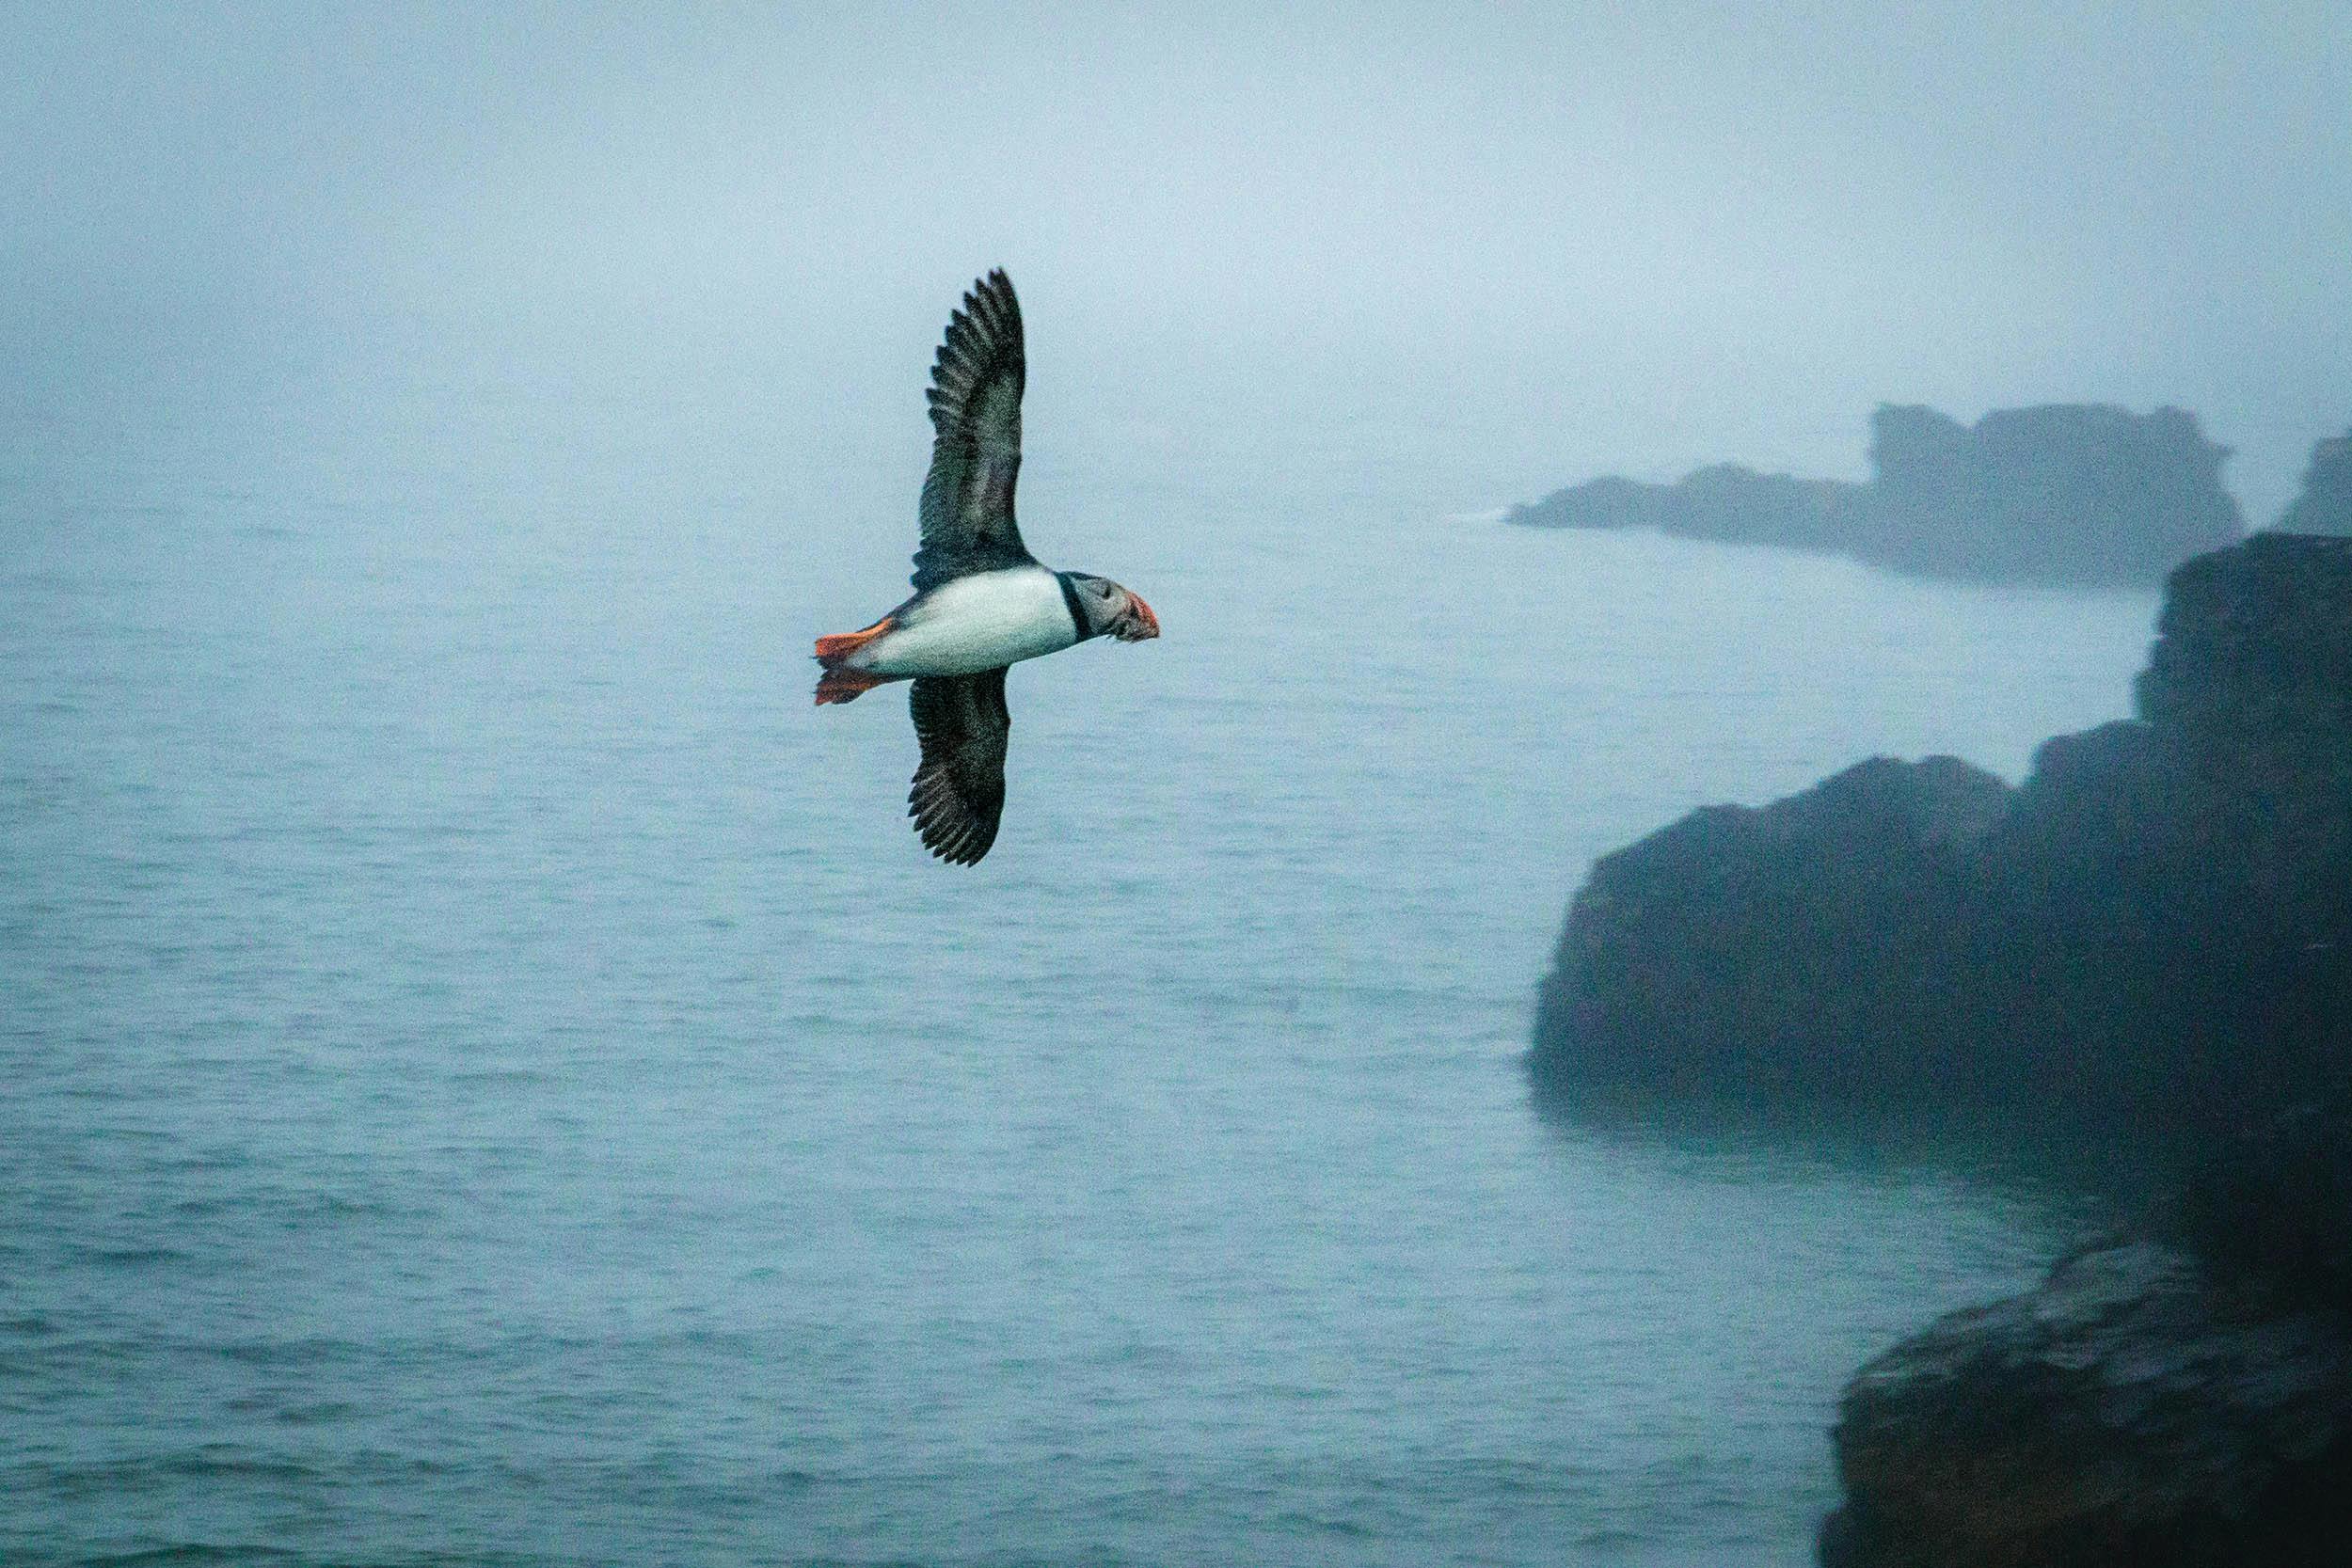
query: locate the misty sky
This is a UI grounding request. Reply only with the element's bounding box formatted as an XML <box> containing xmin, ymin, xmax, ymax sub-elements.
<box><xmin>6</xmin><ymin>1</ymin><xmax>2347</xmax><ymax>515</ymax></box>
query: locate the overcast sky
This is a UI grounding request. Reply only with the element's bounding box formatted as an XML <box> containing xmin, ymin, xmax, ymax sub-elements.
<box><xmin>6</xmin><ymin>1</ymin><xmax>2346</xmax><ymax>513</ymax></box>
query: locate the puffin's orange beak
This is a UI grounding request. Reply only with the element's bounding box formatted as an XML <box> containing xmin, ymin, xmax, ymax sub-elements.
<box><xmin>1122</xmin><ymin>594</ymin><xmax>1160</xmax><ymax>641</ymax></box>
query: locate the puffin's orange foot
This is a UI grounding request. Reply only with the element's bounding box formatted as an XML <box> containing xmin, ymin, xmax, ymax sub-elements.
<box><xmin>814</xmin><ymin>617</ymin><xmax>895</xmax><ymax>663</ymax></box>
<box><xmin>814</xmin><ymin>666</ymin><xmax>890</xmax><ymax>705</ymax></box>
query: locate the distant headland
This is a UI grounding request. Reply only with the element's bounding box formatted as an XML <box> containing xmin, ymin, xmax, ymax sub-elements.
<box><xmin>1509</xmin><ymin>404</ymin><xmax>2262</xmax><ymax>589</ymax></box>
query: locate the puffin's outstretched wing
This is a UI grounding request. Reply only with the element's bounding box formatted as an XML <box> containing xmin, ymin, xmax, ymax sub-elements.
<box><xmin>907</xmin><ymin>669</ymin><xmax>1010</xmax><ymax>864</ymax></box>
<box><xmin>913</xmin><ymin>270</ymin><xmax>1031</xmax><ymax>592</ymax></box>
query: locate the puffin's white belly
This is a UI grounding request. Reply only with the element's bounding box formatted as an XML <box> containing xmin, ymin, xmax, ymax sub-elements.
<box><xmin>856</xmin><ymin>567</ymin><xmax>1077</xmax><ymax>677</ymax></box>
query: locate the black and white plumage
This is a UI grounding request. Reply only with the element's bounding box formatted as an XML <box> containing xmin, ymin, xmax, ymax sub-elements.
<box><xmin>906</xmin><ymin>666</ymin><xmax>1010</xmax><ymax>864</ymax></box>
<box><xmin>814</xmin><ymin>271</ymin><xmax>1159</xmax><ymax>865</ymax></box>
<box><xmin>914</xmin><ymin>270</ymin><xmax>1029</xmax><ymax>594</ymax></box>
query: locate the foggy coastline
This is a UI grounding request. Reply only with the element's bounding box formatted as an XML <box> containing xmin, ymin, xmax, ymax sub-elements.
<box><xmin>1532</xmin><ymin>527</ymin><xmax>2352</xmax><ymax>1560</ymax></box>
<box><xmin>8</xmin><ymin>7</ymin><xmax>2351</xmax><ymax>1566</ymax></box>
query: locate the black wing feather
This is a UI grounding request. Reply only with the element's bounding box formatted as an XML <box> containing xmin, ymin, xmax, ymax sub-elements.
<box><xmin>913</xmin><ymin>270</ymin><xmax>1031</xmax><ymax>591</ymax></box>
<box><xmin>907</xmin><ymin>669</ymin><xmax>1011</xmax><ymax>864</ymax></box>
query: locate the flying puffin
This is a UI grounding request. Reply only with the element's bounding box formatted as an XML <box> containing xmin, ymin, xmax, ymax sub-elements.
<box><xmin>814</xmin><ymin>270</ymin><xmax>1159</xmax><ymax>864</ymax></box>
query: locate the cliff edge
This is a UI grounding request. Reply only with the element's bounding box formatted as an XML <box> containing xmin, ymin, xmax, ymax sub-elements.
<box><xmin>1531</xmin><ymin>531</ymin><xmax>2352</xmax><ymax>1134</ymax></box>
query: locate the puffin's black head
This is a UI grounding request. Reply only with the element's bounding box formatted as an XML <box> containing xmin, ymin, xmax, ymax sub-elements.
<box><xmin>1065</xmin><ymin>573</ymin><xmax>1160</xmax><ymax>642</ymax></box>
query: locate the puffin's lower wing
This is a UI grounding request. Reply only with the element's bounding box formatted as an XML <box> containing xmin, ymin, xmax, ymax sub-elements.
<box><xmin>908</xmin><ymin>669</ymin><xmax>1010</xmax><ymax>864</ymax></box>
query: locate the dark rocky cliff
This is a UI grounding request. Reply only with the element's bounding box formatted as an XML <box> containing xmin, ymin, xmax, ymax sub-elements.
<box><xmin>1820</xmin><ymin>1230</ymin><xmax>2352</xmax><ymax>1568</ymax></box>
<box><xmin>1508</xmin><ymin>404</ymin><xmax>2245</xmax><ymax>589</ymax></box>
<box><xmin>1818</xmin><ymin>1101</ymin><xmax>2352</xmax><ymax>1567</ymax></box>
<box><xmin>1524</xmin><ymin>530</ymin><xmax>2352</xmax><ymax>1563</ymax></box>
<box><xmin>1531</xmin><ymin>531</ymin><xmax>2352</xmax><ymax>1134</ymax></box>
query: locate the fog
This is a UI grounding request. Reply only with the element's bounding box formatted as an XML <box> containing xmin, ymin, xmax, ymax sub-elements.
<box><xmin>7</xmin><ymin>1</ymin><xmax>2346</xmax><ymax>515</ymax></box>
<box><xmin>16</xmin><ymin>9</ymin><xmax>2352</xmax><ymax>1563</ymax></box>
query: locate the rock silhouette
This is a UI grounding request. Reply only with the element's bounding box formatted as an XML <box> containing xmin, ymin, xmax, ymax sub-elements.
<box><xmin>1527</xmin><ymin>531</ymin><xmax>2352</xmax><ymax>1563</ymax></box>
<box><xmin>1531</xmin><ymin>531</ymin><xmax>2352</xmax><ymax>1134</ymax></box>
<box><xmin>1820</xmin><ymin>1224</ymin><xmax>2352</xmax><ymax>1568</ymax></box>
<box><xmin>1510</xmin><ymin>404</ymin><xmax>2245</xmax><ymax>588</ymax></box>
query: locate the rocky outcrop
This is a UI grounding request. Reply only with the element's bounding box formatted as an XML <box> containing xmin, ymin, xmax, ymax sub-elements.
<box><xmin>1866</xmin><ymin>404</ymin><xmax>2242</xmax><ymax>585</ymax></box>
<box><xmin>1820</xmin><ymin>1236</ymin><xmax>2352</xmax><ymax>1568</ymax></box>
<box><xmin>1530</xmin><ymin>532</ymin><xmax>2352</xmax><ymax>1133</ymax></box>
<box><xmin>1531</xmin><ymin>754</ymin><xmax>2010</xmax><ymax>1106</ymax></box>
<box><xmin>1508</xmin><ymin>404</ymin><xmax>2245</xmax><ymax>588</ymax></box>
<box><xmin>1506</xmin><ymin>464</ymin><xmax>1863</xmax><ymax>557</ymax></box>
<box><xmin>1820</xmin><ymin>1100</ymin><xmax>2352</xmax><ymax>1566</ymax></box>
<box><xmin>1548</xmin><ymin>531</ymin><xmax>2352</xmax><ymax>1565</ymax></box>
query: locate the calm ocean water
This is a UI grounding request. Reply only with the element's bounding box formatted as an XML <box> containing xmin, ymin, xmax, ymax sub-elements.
<box><xmin>4</xmin><ymin>331</ymin><xmax>2158</xmax><ymax>1566</ymax></box>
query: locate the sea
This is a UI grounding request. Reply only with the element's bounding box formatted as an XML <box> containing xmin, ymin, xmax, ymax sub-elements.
<box><xmin>3</xmin><ymin>319</ymin><xmax>2163</xmax><ymax>1566</ymax></box>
